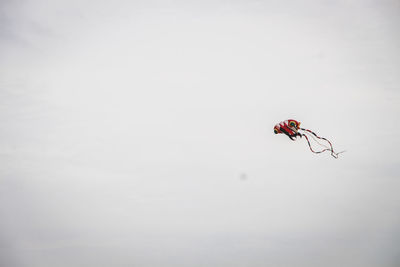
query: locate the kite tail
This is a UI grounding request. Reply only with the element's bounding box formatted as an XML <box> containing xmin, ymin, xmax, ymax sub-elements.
<box><xmin>299</xmin><ymin>128</ymin><xmax>344</xmax><ymax>158</ymax></box>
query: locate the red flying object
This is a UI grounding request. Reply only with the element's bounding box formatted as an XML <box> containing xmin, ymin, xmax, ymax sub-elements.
<box><xmin>274</xmin><ymin>119</ymin><xmax>344</xmax><ymax>158</ymax></box>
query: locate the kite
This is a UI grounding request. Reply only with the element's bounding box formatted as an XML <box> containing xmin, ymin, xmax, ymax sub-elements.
<box><xmin>274</xmin><ymin>119</ymin><xmax>344</xmax><ymax>158</ymax></box>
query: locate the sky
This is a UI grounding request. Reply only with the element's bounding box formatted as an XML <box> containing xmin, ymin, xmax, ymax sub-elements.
<box><xmin>1</xmin><ymin>0</ymin><xmax>400</xmax><ymax>266</ymax></box>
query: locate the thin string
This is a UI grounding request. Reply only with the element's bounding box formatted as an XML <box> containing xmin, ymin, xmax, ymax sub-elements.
<box><xmin>299</xmin><ymin>128</ymin><xmax>345</xmax><ymax>158</ymax></box>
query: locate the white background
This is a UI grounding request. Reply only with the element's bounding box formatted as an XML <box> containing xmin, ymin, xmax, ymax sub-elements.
<box><xmin>1</xmin><ymin>0</ymin><xmax>400</xmax><ymax>266</ymax></box>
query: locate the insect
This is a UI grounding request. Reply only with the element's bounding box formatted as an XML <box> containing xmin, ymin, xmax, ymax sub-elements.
<box><xmin>274</xmin><ymin>119</ymin><xmax>344</xmax><ymax>158</ymax></box>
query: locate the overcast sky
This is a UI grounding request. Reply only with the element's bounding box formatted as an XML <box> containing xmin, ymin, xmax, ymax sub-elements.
<box><xmin>1</xmin><ymin>0</ymin><xmax>400</xmax><ymax>266</ymax></box>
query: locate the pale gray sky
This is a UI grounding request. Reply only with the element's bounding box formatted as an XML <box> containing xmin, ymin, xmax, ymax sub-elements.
<box><xmin>1</xmin><ymin>0</ymin><xmax>400</xmax><ymax>266</ymax></box>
